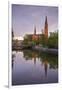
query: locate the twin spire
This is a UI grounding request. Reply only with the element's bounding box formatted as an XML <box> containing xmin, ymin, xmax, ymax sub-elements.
<box><xmin>34</xmin><ymin>16</ymin><xmax>48</xmax><ymax>38</ymax></box>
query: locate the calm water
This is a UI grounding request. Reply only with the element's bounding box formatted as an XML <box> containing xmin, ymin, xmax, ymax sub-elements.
<box><xmin>12</xmin><ymin>50</ymin><xmax>58</xmax><ymax>85</ymax></box>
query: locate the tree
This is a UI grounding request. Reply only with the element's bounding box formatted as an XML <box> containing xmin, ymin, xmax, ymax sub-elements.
<box><xmin>39</xmin><ymin>34</ymin><xmax>48</xmax><ymax>47</ymax></box>
<box><xmin>23</xmin><ymin>34</ymin><xmax>32</xmax><ymax>45</ymax></box>
<box><xmin>48</xmin><ymin>31</ymin><xmax>58</xmax><ymax>49</ymax></box>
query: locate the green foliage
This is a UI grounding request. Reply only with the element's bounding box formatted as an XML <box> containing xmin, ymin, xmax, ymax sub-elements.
<box><xmin>23</xmin><ymin>34</ymin><xmax>32</xmax><ymax>45</ymax></box>
<box><xmin>48</xmin><ymin>31</ymin><xmax>58</xmax><ymax>49</ymax></box>
<box><xmin>23</xmin><ymin>31</ymin><xmax>58</xmax><ymax>49</ymax></box>
<box><xmin>23</xmin><ymin>39</ymin><xmax>28</xmax><ymax>45</ymax></box>
<box><xmin>23</xmin><ymin>50</ymin><xmax>58</xmax><ymax>69</ymax></box>
<box><xmin>31</xmin><ymin>41</ymin><xmax>36</xmax><ymax>45</ymax></box>
<box><xmin>39</xmin><ymin>34</ymin><xmax>47</xmax><ymax>47</ymax></box>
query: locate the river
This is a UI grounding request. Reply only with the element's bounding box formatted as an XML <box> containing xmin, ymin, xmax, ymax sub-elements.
<box><xmin>12</xmin><ymin>49</ymin><xmax>58</xmax><ymax>85</ymax></box>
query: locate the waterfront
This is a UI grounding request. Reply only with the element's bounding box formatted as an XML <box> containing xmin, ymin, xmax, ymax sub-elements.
<box><xmin>12</xmin><ymin>50</ymin><xmax>58</xmax><ymax>85</ymax></box>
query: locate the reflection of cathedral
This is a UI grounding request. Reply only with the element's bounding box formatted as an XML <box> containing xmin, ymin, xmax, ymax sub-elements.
<box><xmin>12</xmin><ymin>54</ymin><xmax>15</xmax><ymax>69</ymax></box>
<box><xmin>23</xmin><ymin>50</ymin><xmax>58</xmax><ymax>77</ymax></box>
<box><xmin>43</xmin><ymin>60</ymin><xmax>48</xmax><ymax>77</ymax></box>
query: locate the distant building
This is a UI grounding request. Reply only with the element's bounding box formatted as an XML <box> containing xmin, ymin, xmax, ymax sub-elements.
<box><xmin>32</xmin><ymin>26</ymin><xmax>41</xmax><ymax>41</ymax></box>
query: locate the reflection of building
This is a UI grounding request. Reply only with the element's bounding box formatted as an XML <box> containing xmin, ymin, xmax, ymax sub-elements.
<box><xmin>12</xmin><ymin>54</ymin><xmax>15</xmax><ymax>69</ymax></box>
<box><xmin>43</xmin><ymin>60</ymin><xmax>48</xmax><ymax>77</ymax></box>
<box><xmin>25</xmin><ymin>16</ymin><xmax>48</xmax><ymax>41</ymax></box>
<box><xmin>33</xmin><ymin>57</ymin><xmax>36</xmax><ymax>65</ymax></box>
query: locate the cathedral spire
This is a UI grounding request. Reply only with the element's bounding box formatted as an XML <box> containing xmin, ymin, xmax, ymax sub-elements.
<box><xmin>34</xmin><ymin>25</ymin><xmax>36</xmax><ymax>35</ymax></box>
<box><xmin>12</xmin><ymin>28</ymin><xmax>14</xmax><ymax>38</ymax></box>
<box><xmin>44</xmin><ymin>16</ymin><xmax>48</xmax><ymax>38</ymax></box>
<box><xmin>45</xmin><ymin>16</ymin><xmax>47</xmax><ymax>25</ymax></box>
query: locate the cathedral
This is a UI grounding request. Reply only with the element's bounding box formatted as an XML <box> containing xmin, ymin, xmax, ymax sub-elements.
<box><xmin>28</xmin><ymin>16</ymin><xmax>48</xmax><ymax>41</ymax></box>
<box><xmin>24</xmin><ymin>16</ymin><xmax>48</xmax><ymax>45</ymax></box>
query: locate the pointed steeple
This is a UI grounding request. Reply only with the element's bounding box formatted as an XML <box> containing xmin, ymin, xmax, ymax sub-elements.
<box><xmin>42</xmin><ymin>29</ymin><xmax>44</xmax><ymax>34</ymax></box>
<box><xmin>45</xmin><ymin>16</ymin><xmax>47</xmax><ymax>25</ymax></box>
<box><xmin>44</xmin><ymin>16</ymin><xmax>48</xmax><ymax>38</ymax></box>
<box><xmin>34</xmin><ymin>25</ymin><xmax>36</xmax><ymax>35</ymax></box>
<box><xmin>12</xmin><ymin>28</ymin><xmax>14</xmax><ymax>38</ymax></box>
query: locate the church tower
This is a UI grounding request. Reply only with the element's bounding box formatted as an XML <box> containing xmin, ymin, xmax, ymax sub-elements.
<box><xmin>44</xmin><ymin>16</ymin><xmax>48</xmax><ymax>38</ymax></box>
<box><xmin>12</xmin><ymin>29</ymin><xmax>14</xmax><ymax>38</ymax></box>
<box><xmin>34</xmin><ymin>26</ymin><xmax>36</xmax><ymax>35</ymax></box>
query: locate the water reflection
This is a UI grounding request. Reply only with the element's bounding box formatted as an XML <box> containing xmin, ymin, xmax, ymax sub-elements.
<box><xmin>12</xmin><ymin>52</ymin><xmax>16</xmax><ymax>68</ymax></box>
<box><xmin>22</xmin><ymin>50</ymin><xmax>58</xmax><ymax>78</ymax></box>
<box><xmin>12</xmin><ymin>50</ymin><xmax>58</xmax><ymax>85</ymax></box>
<box><xmin>43</xmin><ymin>60</ymin><xmax>48</xmax><ymax>77</ymax></box>
<box><xmin>23</xmin><ymin>50</ymin><xmax>58</xmax><ymax>69</ymax></box>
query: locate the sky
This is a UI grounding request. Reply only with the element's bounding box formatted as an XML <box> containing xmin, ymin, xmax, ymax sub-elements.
<box><xmin>12</xmin><ymin>4</ymin><xmax>58</xmax><ymax>38</ymax></box>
